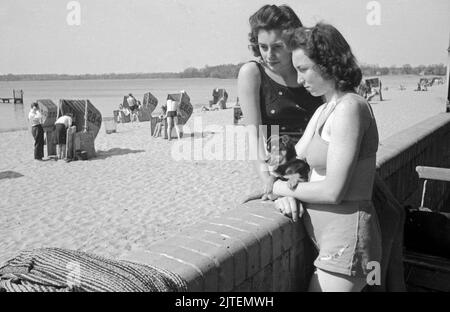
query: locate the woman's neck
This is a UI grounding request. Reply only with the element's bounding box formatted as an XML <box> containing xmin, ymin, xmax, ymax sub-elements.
<box><xmin>325</xmin><ymin>89</ymin><xmax>346</xmax><ymax>104</ymax></box>
<box><xmin>267</xmin><ymin>64</ymin><xmax>298</xmax><ymax>86</ymax></box>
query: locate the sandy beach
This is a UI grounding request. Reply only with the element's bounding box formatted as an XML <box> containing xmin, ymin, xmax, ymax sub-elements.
<box><xmin>0</xmin><ymin>107</ymin><xmax>263</xmax><ymax>264</ymax></box>
<box><xmin>0</xmin><ymin>83</ymin><xmax>447</xmax><ymax>264</ymax></box>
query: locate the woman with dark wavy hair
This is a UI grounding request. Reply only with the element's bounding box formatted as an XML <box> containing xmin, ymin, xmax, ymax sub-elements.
<box><xmin>238</xmin><ymin>4</ymin><xmax>323</xmax><ymax>200</ymax></box>
<box><xmin>271</xmin><ymin>23</ymin><xmax>382</xmax><ymax>291</ymax></box>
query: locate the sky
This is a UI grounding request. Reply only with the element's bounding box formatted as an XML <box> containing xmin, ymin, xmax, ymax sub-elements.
<box><xmin>0</xmin><ymin>0</ymin><xmax>449</xmax><ymax>75</ymax></box>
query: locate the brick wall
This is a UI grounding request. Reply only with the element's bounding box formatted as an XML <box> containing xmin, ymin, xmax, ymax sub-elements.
<box><xmin>121</xmin><ymin>113</ymin><xmax>450</xmax><ymax>291</ymax></box>
<box><xmin>377</xmin><ymin>113</ymin><xmax>450</xmax><ymax>211</ymax></box>
<box><xmin>121</xmin><ymin>201</ymin><xmax>315</xmax><ymax>291</ymax></box>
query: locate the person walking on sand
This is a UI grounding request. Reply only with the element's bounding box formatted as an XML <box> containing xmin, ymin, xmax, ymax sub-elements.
<box><xmin>55</xmin><ymin>113</ymin><xmax>73</xmax><ymax>160</ymax></box>
<box><xmin>28</xmin><ymin>102</ymin><xmax>45</xmax><ymax>161</ymax></box>
<box><xmin>165</xmin><ymin>98</ymin><xmax>181</xmax><ymax>141</ymax></box>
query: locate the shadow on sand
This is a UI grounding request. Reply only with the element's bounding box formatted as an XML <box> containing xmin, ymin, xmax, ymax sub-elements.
<box><xmin>0</xmin><ymin>171</ymin><xmax>24</xmax><ymax>180</ymax></box>
<box><xmin>94</xmin><ymin>148</ymin><xmax>145</xmax><ymax>160</ymax></box>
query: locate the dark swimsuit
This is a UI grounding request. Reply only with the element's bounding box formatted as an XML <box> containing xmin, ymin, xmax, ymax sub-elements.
<box><xmin>253</xmin><ymin>61</ymin><xmax>323</xmax><ymax>143</ymax></box>
<box><xmin>167</xmin><ymin>111</ymin><xmax>177</xmax><ymax>118</ymax></box>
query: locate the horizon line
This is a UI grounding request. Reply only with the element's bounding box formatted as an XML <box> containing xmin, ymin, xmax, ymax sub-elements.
<box><xmin>0</xmin><ymin>62</ymin><xmax>447</xmax><ymax>77</ymax></box>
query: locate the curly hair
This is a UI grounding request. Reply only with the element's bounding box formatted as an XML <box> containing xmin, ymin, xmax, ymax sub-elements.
<box><xmin>284</xmin><ymin>23</ymin><xmax>362</xmax><ymax>92</ymax></box>
<box><xmin>248</xmin><ymin>4</ymin><xmax>303</xmax><ymax>58</ymax></box>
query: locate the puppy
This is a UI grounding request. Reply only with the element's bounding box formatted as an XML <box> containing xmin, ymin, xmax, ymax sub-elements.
<box><xmin>242</xmin><ymin>134</ymin><xmax>310</xmax><ymax>203</ymax></box>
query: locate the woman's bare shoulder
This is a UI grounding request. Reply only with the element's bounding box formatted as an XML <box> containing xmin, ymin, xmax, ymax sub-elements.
<box><xmin>334</xmin><ymin>93</ymin><xmax>370</xmax><ymax>124</ymax></box>
<box><xmin>238</xmin><ymin>62</ymin><xmax>261</xmax><ymax>79</ymax></box>
<box><xmin>341</xmin><ymin>92</ymin><xmax>367</xmax><ymax>106</ymax></box>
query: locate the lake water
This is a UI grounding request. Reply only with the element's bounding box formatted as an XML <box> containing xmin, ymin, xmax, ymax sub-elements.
<box><xmin>0</xmin><ymin>75</ymin><xmax>446</xmax><ymax>137</ymax></box>
<box><xmin>0</xmin><ymin>78</ymin><xmax>239</xmax><ymax>132</ymax></box>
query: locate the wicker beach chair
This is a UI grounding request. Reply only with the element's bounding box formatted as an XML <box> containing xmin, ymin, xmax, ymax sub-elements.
<box><xmin>0</xmin><ymin>247</ymin><xmax>187</xmax><ymax>292</ymax></box>
<box><xmin>139</xmin><ymin>92</ymin><xmax>158</xmax><ymax>122</ymax></box>
<box><xmin>209</xmin><ymin>88</ymin><xmax>228</xmax><ymax>109</ymax></box>
<box><xmin>122</xmin><ymin>95</ymin><xmax>140</xmax><ymax>123</ymax></box>
<box><xmin>365</xmin><ymin>78</ymin><xmax>383</xmax><ymax>101</ymax></box>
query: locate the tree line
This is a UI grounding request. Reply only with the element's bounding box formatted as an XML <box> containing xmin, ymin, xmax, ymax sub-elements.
<box><xmin>360</xmin><ymin>63</ymin><xmax>447</xmax><ymax>76</ymax></box>
<box><xmin>0</xmin><ymin>63</ymin><xmax>446</xmax><ymax>81</ymax></box>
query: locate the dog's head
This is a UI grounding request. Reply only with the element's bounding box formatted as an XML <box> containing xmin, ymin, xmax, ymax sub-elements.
<box><xmin>265</xmin><ymin>135</ymin><xmax>297</xmax><ymax>168</ymax></box>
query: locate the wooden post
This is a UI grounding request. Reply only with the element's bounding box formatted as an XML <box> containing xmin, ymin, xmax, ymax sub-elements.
<box><xmin>446</xmin><ymin>37</ymin><xmax>450</xmax><ymax>112</ymax></box>
<box><xmin>84</xmin><ymin>99</ymin><xmax>88</xmax><ymax>132</ymax></box>
<box><xmin>66</xmin><ymin>126</ymin><xmax>76</xmax><ymax>160</ymax></box>
<box><xmin>379</xmin><ymin>80</ymin><xmax>383</xmax><ymax>101</ymax></box>
<box><xmin>162</xmin><ymin>118</ymin><xmax>168</xmax><ymax>139</ymax></box>
<box><xmin>57</xmin><ymin>100</ymin><xmax>61</xmax><ymax>118</ymax></box>
<box><xmin>150</xmin><ymin>116</ymin><xmax>158</xmax><ymax>136</ymax></box>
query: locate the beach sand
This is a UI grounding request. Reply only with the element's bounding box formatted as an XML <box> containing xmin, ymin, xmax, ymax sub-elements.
<box><xmin>0</xmin><ymin>84</ymin><xmax>447</xmax><ymax>264</ymax></box>
<box><xmin>0</xmin><ymin>107</ymin><xmax>262</xmax><ymax>264</ymax></box>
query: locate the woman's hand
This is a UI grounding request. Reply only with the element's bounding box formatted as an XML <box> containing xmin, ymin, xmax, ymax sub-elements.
<box><xmin>261</xmin><ymin>175</ymin><xmax>277</xmax><ymax>200</ymax></box>
<box><xmin>274</xmin><ymin>196</ymin><xmax>304</xmax><ymax>222</ymax></box>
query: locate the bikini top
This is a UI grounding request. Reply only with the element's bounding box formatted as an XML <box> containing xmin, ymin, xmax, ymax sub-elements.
<box><xmin>305</xmin><ymin>93</ymin><xmax>379</xmax><ymax>170</ymax></box>
<box><xmin>253</xmin><ymin>61</ymin><xmax>323</xmax><ymax>141</ymax></box>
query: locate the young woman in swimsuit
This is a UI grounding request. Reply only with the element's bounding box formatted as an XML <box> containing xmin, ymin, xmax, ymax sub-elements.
<box><xmin>272</xmin><ymin>23</ymin><xmax>382</xmax><ymax>292</ymax></box>
<box><xmin>238</xmin><ymin>4</ymin><xmax>323</xmax><ymax>199</ymax></box>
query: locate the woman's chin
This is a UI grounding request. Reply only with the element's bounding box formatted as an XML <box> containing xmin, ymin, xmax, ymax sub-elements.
<box><xmin>306</xmin><ymin>89</ymin><xmax>322</xmax><ymax>97</ymax></box>
<box><xmin>266</xmin><ymin>64</ymin><xmax>279</xmax><ymax>71</ymax></box>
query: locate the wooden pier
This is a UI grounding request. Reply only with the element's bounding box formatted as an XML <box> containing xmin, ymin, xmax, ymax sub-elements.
<box><xmin>0</xmin><ymin>89</ymin><xmax>23</xmax><ymax>104</ymax></box>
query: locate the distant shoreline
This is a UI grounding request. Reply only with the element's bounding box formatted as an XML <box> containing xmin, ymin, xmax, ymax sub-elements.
<box><xmin>0</xmin><ymin>76</ymin><xmax>237</xmax><ymax>83</ymax></box>
<box><xmin>0</xmin><ymin>75</ymin><xmax>241</xmax><ymax>82</ymax></box>
<box><xmin>0</xmin><ymin>73</ymin><xmax>446</xmax><ymax>83</ymax></box>
<box><xmin>1</xmin><ymin>63</ymin><xmax>446</xmax><ymax>82</ymax></box>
